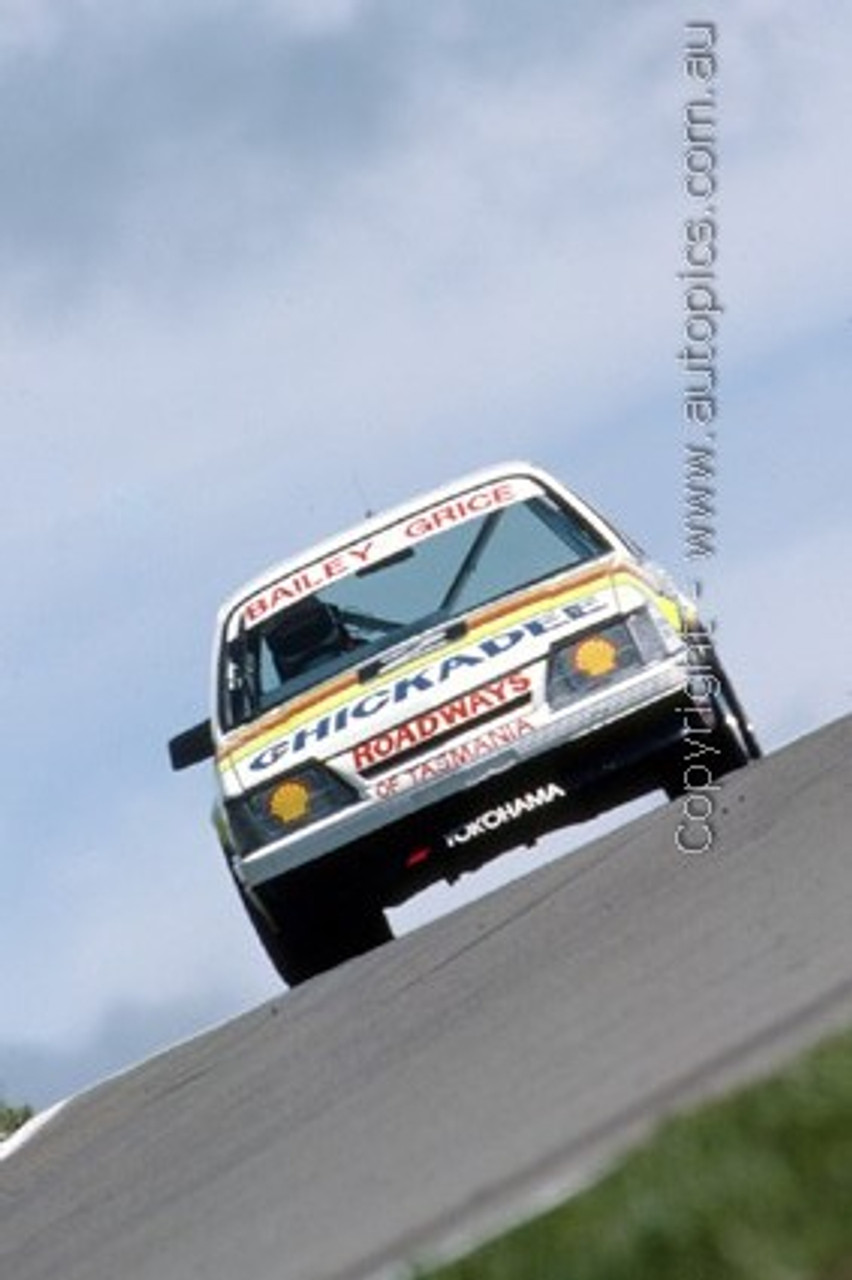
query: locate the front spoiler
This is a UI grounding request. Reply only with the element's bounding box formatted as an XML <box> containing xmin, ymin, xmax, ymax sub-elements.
<box><xmin>234</xmin><ymin>657</ymin><xmax>686</xmax><ymax>892</ymax></box>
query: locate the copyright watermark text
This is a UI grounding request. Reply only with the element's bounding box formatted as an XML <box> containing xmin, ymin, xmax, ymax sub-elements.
<box><xmin>677</xmin><ymin>20</ymin><xmax>722</xmax><ymax>851</ymax></box>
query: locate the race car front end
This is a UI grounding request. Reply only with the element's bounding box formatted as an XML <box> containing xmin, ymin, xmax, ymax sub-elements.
<box><xmin>216</xmin><ymin>561</ymin><xmax>689</xmax><ymax>909</ymax></box>
<box><xmin>169</xmin><ymin>461</ymin><xmax>760</xmax><ymax>983</ymax></box>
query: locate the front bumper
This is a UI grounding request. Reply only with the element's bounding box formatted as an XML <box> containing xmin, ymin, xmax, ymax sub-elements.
<box><xmin>234</xmin><ymin>654</ymin><xmax>686</xmax><ymax>892</ymax></box>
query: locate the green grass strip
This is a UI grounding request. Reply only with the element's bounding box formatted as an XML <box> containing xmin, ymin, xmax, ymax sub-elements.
<box><xmin>0</xmin><ymin>1100</ymin><xmax>33</xmax><ymax>1140</ymax></box>
<box><xmin>415</xmin><ymin>1028</ymin><xmax>852</xmax><ymax>1280</ymax></box>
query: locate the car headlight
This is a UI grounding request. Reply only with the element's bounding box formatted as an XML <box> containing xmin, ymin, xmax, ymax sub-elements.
<box><xmin>546</xmin><ymin>608</ymin><xmax>669</xmax><ymax>709</ymax></box>
<box><xmin>226</xmin><ymin>763</ymin><xmax>359</xmax><ymax>855</ymax></box>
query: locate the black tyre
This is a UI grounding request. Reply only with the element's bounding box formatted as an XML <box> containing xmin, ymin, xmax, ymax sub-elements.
<box><xmin>663</xmin><ymin>648</ymin><xmax>761</xmax><ymax>800</ymax></box>
<box><xmin>243</xmin><ymin>878</ymin><xmax>393</xmax><ymax>987</ymax></box>
<box><xmin>711</xmin><ymin>654</ymin><xmax>762</xmax><ymax>763</ymax></box>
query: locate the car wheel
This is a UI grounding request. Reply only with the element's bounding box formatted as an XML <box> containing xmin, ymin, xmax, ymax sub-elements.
<box><xmin>245</xmin><ymin>880</ymin><xmax>393</xmax><ymax>987</ymax></box>
<box><xmin>663</xmin><ymin>650</ymin><xmax>761</xmax><ymax>800</ymax></box>
<box><xmin>710</xmin><ymin>653</ymin><xmax>762</xmax><ymax>763</ymax></box>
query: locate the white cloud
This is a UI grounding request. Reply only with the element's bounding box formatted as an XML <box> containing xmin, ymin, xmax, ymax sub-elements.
<box><xmin>4</xmin><ymin>778</ymin><xmax>276</xmax><ymax>1049</ymax></box>
<box><xmin>258</xmin><ymin>0</ymin><xmax>371</xmax><ymax>39</ymax></box>
<box><xmin>713</xmin><ymin>521</ymin><xmax>852</xmax><ymax>750</ymax></box>
<box><xmin>0</xmin><ymin>0</ymin><xmax>62</xmax><ymax>55</ymax></box>
<box><xmin>697</xmin><ymin>5</ymin><xmax>852</xmax><ymax>365</ymax></box>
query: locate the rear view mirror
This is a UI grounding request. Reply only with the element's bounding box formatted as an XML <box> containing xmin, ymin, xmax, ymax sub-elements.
<box><xmin>168</xmin><ymin>719</ymin><xmax>214</xmax><ymax>771</ymax></box>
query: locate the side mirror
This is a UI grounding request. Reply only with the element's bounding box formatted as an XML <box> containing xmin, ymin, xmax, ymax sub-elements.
<box><xmin>168</xmin><ymin>719</ymin><xmax>214</xmax><ymax>771</ymax></box>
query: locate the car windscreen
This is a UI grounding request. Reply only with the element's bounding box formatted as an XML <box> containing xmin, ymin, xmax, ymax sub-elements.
<box><xmin>220</xmin><ymin>488</ymin><xmax>610</xmax><ymax>729</ymax></box>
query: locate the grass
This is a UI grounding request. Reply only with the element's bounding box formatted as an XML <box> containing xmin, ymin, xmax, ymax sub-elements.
<box><xmin>414</xmin><ymin>1028</ymin><xmax>852</xmax><ymax>1280</ymax></box>
<box><xmin>0</xmin><ymin>1099</ymin><xmax>33</xmax><ymax>1140</ymax></box>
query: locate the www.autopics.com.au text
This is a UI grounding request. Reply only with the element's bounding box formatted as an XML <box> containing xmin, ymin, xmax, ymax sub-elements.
<box><xmin>677</xmin><ymin>20</ymin><xmax>723</xmax><ymax>852</ymax></box>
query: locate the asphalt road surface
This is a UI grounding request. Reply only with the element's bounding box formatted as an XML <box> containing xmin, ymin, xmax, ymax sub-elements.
<box><xmin>2</xmin><ymin>714</ymin><xmax>851</xmax><ymax>1280</ymax></box>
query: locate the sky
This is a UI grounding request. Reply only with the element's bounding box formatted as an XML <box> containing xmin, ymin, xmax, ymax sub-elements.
<box><xmin>2</xmin><ymin>0</ymin><xmax>851</xmax><ymax>1109</ymax></box>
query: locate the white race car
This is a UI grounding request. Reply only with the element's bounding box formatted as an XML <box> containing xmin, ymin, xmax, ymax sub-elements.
<box><xmin>169</xmin><ymin>463</ymin><xmax>759</xmax><ymax>983</ymax></box>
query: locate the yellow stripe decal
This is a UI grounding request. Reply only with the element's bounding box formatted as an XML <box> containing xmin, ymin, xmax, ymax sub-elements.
<box><xmin>217</xmin><ymin>561</ymin><xmax>680</xmax><ymax>772</ymax></box>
